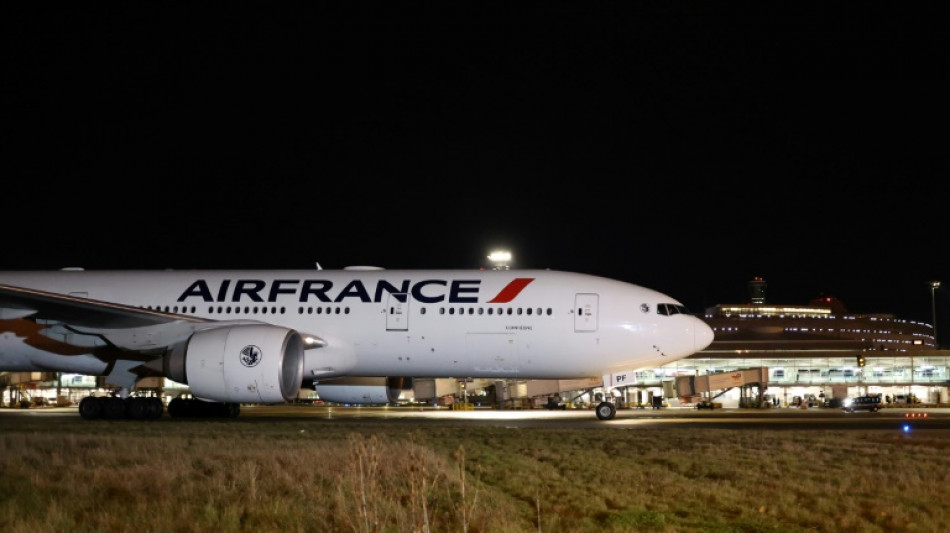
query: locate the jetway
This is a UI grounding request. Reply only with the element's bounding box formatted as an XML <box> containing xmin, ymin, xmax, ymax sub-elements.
<box><xmin>675</xmin><ymin>367</ymin><xmax>770</xmax><ymax>407</ymax></box>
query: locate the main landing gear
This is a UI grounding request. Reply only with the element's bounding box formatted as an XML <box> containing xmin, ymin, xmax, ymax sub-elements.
<box><xmin>77</xmin><ymin>392</ymin><xmax>240</xmax><ymax>420</ymax></box>
<box><xmin>78</xmin><ymin>395</ymin><xmax>163</xmax><ymax>420</ymax></box>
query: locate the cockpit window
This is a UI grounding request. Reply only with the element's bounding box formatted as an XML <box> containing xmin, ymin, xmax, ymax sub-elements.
<box><xmin>657</xmin><ymin>303</ymin><xmax>692</xmax><ymax>316</ymax></box>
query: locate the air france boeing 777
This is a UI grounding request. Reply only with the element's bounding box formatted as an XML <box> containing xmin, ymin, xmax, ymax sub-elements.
<box><xmin>0</xmin><ymin>267</ymin><xmax>713</xmax><ymax>420</ymax></box>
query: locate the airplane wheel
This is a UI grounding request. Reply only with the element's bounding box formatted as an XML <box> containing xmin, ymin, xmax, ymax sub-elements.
<box><xmin>595</xmin><ymin>401</ymin><xmax>616</xmax><ymax>421</ymax></box>
<box><xmin>127</xmin><ymin>398</ymin><xmax>149</xmax><ymax>419</ymax></box>
<box><xmin>167</xmin><ymin>397</ymin><xmax>185</xmax><ymax>417</ymax></box>
<box><xmin>104</xmin><ymin>397</ymin><xmax>127</xmax><ymax>419</ymax></box>
<box><xmin>147</xmin><ymin>397</ymin><xmax>164</xmax><ymax>419</ymax></box>
<box><xmin>78</xmin><ymin>396</ymin><xmax>103</xmax><ymax>419</ymax></box>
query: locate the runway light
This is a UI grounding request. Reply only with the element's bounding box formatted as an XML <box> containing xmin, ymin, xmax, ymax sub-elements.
<box><xmin>904</xmin><ymin>412</ymin><xmax>928</xmax><ymax>418</ymax></box>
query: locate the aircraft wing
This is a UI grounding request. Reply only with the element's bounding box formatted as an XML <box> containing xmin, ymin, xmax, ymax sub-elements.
<box><xmin>0</xmin><ymin>283</ymin><xmax>205</xmax><ymax>328</ymax></box>
<box><xmin>0</xmin><ymin>283</ymin><xmax>221</xmax><ymax>353</ymax></box>
<box><xmin>0</xmin><ymin>283</ymin><xmax>325</xmax><ymax>354</ymax></box>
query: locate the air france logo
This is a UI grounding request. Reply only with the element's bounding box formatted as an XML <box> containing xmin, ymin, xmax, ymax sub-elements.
<box><xmin>240</xmin><ymin>345</ymin><xmax>262</xmax><ymax>368</ymax></box>
<box><xmin>178</xmin><ymin>277</ymin><xmax>536</xmax><ymax>304</ymax></box>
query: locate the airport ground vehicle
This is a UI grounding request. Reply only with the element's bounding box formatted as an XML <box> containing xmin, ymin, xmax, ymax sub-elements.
<box><xmin>543</xmin><ymin>395</ymin><xmax>567</xmax><ymax>410</ymax></box>
<box><xmin>842</xmin><ymin>395</ymin><xmax>882</xmax><ymax>413</ymax></box>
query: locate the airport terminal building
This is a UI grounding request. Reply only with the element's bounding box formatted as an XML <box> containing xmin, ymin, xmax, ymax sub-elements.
<box><xmin>586</xmin><ymin>277</ymin><xmax>948</xmax><ymax>408</ymax></box>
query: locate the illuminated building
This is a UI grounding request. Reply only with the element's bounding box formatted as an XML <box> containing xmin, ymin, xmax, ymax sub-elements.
<box><xmin>649</xmin><ymin>277</ymin><xmax>948</xmax><ymax>406</ymax></box>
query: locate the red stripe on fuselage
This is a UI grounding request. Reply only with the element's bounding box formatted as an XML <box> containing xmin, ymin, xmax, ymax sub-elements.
<box><xmin>487</xmin><ymin>278</ymin><xmax>535</xmax><ymax>303</ymax></box>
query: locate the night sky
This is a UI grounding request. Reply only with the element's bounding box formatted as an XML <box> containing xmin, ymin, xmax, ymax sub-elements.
<box><xmin>6</xmin><ymin>4</ymin><xmax>948</xmax><ymax>337</ymax></box>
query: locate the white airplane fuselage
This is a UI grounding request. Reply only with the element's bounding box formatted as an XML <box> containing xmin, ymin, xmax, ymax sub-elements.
<box><xmin>0</xmin><ymin>268</ymin><xmax>713</xmax><ymax>418</ymax></box>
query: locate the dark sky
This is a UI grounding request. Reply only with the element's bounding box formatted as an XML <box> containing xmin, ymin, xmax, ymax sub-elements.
<box><xmin>5</xmin><ymin>4</ymin><xmax>949</xmax><ymax>336</ymax></box>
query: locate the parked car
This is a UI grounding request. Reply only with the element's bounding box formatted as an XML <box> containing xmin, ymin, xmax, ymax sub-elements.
<box><xmin>892</xmin><ymin>393</ymin><xmax>920</xmax><ymax>404</ymax></box>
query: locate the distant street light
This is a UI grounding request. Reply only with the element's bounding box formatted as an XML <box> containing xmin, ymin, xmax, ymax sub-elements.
<box><xmin>930</xmin><ymin>281</ymin><xmax>941</xmax><ymax>348</ymax></box>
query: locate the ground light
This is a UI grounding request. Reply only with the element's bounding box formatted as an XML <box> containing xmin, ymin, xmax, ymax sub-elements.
<box><xmin>902</xmin><ymin>412</ymin><xmax>928</xmax><ymax>435</ymax></box>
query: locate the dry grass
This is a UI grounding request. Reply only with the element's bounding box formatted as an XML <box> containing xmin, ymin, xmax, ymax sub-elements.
<box><xmin>1</xmin><ymin>414</ymin><xmax>949</xmax><ymax>532</ymax></box>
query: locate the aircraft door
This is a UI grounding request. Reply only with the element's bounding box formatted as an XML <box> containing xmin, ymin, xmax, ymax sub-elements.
<box><xmin>386</xmin><ymin>293</ymin><xmax>409</xmax><ymax>331</ymax></box>
<box><xmin>574</xmin><ymin>293</ymin><xmax>598</xmax><ymax>332</ymax></box>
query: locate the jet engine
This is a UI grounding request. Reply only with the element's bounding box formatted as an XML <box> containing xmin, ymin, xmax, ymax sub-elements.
<box><xmin>164</xmin><ymin>324</ymin><xmax>305</xmax><ymax>403</ymax></box>
<box><xmin>312</xmin><ymin>376</ymin><xmax>413</xmax><ymax>404</ymax></box>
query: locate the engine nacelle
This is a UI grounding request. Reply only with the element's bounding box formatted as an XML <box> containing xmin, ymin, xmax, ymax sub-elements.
<box><xmin>165</xmin><ymin>325</ymin><xmax>305</xmax><ymax>403</ymax></box>
<box><xmin>312</xmin><ymin>376</ymin><xmax>413</xmax><ymax>405</ymax></box>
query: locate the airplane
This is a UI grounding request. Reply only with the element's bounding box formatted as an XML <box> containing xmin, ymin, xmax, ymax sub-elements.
<box><xmin>0</xmin><ymin>266</ymin><xmax>714</xmax><ymax>421</ymax></box>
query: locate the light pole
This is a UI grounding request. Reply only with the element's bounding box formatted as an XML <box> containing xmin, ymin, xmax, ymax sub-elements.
<box><xmin>930</xmin><ymin>281</ymin><xmax>941</xmax><ymax>348</ymax></box>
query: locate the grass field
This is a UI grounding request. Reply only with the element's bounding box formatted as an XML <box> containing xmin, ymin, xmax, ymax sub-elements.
<box><xmin>2</xmin><ymin>412</ymin><xmax>949</xmax><ymax>532</ymax></box>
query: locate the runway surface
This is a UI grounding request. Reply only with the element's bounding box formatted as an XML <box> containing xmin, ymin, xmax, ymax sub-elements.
<box><xmin>5</xmin><ymin>404</ymin><xmax>950</xmax><ymax>432</ymax></box>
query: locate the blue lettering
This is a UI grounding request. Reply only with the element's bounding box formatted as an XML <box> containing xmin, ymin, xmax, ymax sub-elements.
<box><xmin>375</xmin><ymin>280</ymin><xmax>409</xmax><ymax>303</ymax></box>
<box><xmin>411</xmin><ymin>279</ymin><xmax>446</xmax><ymax>303</ymax></box>
<box><xmin>334</xmin><ymin>280</ymin><xmax>371</xmax><ymax>303</ymax></box>
<box><xmin>178</xmin><ymin>280</ymin><xmax>213</xmax><ymax>302</ymax></box>
<box><xmin>451</xmin><ymin>280</ymin><xmax>479</xmax><ymax>303</ymax></box>
<box><xmin>269</xmin><ymin>279</ymin><xmax>299</xmax><ymax>302</ymax></box>
<box><xmin>300</xmin><ymin>280</ymin><xmax>332</xmax><ymax>302</ymax></box>
<box><xmin>176</xmin><ymin>278</ymin><xmax>486</xmax><ymax>304</ymax></box>
<box><xmin>233</xmin><ymin>280</ymin><xmax>265</xmax><ymax>302</ymax></box>
<box><xmin>216</xmin><ymin>279</ymin><xmax>231</xmax><ymax>302</ymax></box>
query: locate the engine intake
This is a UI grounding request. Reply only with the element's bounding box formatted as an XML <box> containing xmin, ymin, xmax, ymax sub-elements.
<box><xmin>165</xmin><ymin>325</ymin><xmax>305</xmax><ymax>403</ymax></box>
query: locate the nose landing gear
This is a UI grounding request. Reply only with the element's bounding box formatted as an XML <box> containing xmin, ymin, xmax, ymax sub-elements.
<box><xmin>595</xmin><ymin>400</ymin><xmax>617</xmax><ymax>420</ymax></box>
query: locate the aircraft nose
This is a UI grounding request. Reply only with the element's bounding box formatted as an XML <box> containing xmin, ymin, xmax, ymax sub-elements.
<box><xmin>695</xmin><ymin>318</ymin><xmax>715</xmax><ymax>351</ymax></box>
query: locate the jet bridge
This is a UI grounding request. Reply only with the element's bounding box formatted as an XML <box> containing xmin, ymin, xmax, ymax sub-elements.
<box><xmin>675</xmin><ymin>367</ymin><xmax>770</xmax><ymax>407</ymax></box>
